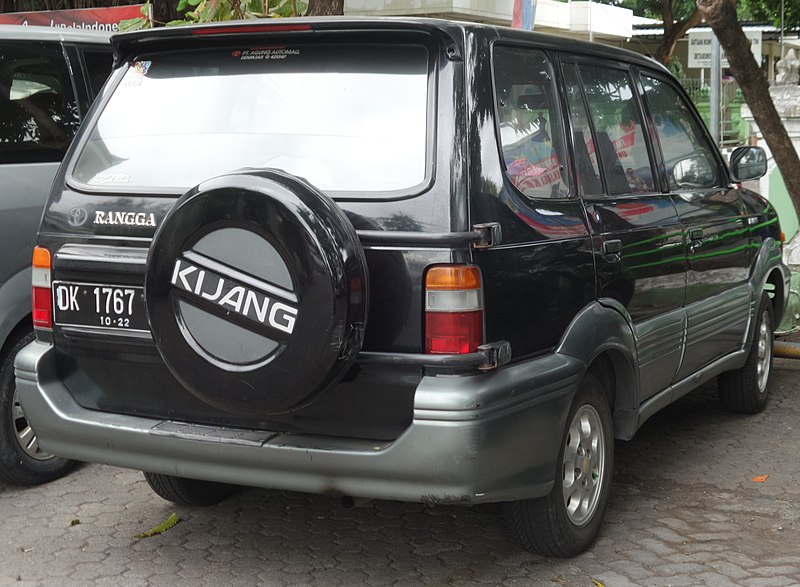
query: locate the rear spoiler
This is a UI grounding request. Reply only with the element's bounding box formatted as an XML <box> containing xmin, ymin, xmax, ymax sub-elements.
<box><xmin>110</xmin><ymin>16</ymin><xmax>466</xmax><ymax>67</ymax></box>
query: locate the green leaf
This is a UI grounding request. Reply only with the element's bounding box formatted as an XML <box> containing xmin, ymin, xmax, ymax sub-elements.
<box><xmin>118</xmin><ymin>17</ymin><xmax>150</xmax><ymax>31</ymax></box>
<box><xmin>177</xmin><ymin>0</ymin><xmax>189</xmax><ymax>11</ymax></box>
<box><xmin>166</xmin><ymin>19</ymin><xmax>192</xmax><ymax>26</ymax></box>
<box><xmin>272</xmin><ymin>3</ymin><xmax>294</xmax><ymax>17</ymax></box>
<box><xmin>135</xmin><ymin>512</ymin><xmax>181</xmax><ymax>539</ymax></box>
<box><xmin>243</xmin><ymin>0</ymin><xmax>261</xmax><ymax>15</ymax></box>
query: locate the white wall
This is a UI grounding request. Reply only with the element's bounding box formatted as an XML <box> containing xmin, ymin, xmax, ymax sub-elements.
<box><xmin>345</xmin><ymin>0</ymin><xmax>634</xmax><ymax>39</ymax></box>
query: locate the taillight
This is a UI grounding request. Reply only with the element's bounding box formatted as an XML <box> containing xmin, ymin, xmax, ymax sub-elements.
<box><xmin>32</xmin><ymin>246</ymin><xmax>52</xmax><ymax>329</ymax></box>
<box><xmin>425</xmin><ymin>265</ymin><xmax>484</xmax><ymax>354</ymax></box>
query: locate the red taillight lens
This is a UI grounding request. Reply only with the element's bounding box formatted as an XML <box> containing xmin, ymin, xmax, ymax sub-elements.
<box><xmin>425</xmin><ymin>311</ymin><xmax>483</xmax><ymax>354</ymax></box>
<box><xmin>32</xmin><ymin>286</ymin><xmax>53</xmax><ymax>329</ymax></box>
<box><xmin>32</xmin><ymin>246</ymin><xmax>52</xmax><ymax>330</ymax></box>
<box><xmin>425</xmin><ymin>265</ymin><xmax>484</xmax><ymax>354</ymax></box>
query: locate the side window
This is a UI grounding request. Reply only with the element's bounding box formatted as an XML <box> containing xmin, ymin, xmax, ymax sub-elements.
<box><xmin>81</xmin><ymin>49</ymin><xmax>113</xmax><ymax>98</ymax></box>
<box><xmin>0</xmin><ymin>41</ymin><xmax>79</xmax><ymax>164</ymax></box>
<box><xmin>578</xmin><ymin>64</ymin><xmax>655</xmax><ymax>196</ymax></box>
<box><xmin>641</xmin><ymin>74</ymin><xmax>719</xmax><ymax>190</ymax></box>
<box><xmin>493</xmin><ymin>46</ymin><xmax>569</xmax><ymax>199</ymax></box>
<box><xmin>562</xmin><ymin>63</ymin><xmax>602</xmax><ymax>196</ymax></box>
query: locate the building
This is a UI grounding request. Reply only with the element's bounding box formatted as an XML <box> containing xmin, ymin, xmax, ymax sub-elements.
<box><xmin>345</xmin><ymin>0</ymin><xmax>647</xmax><ymax>44</ymax></box>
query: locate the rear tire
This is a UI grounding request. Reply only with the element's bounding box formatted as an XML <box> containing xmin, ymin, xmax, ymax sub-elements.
<box><xmin>143</xmin><ymin>472</ymin><xmax>239</xmax><ymax>506</ymax></box>
<box><xmin>0</xmin><ymin>330</ymin><xmax>78</xmax><ymax>485</ymax></box>
<box><xmin>718</xmin><ymin>292</ymin><xmax>774</xmax><ymax>414</ymax></box>
<box><xmin>505</xmin><ymin>373</ymin><xmax>614</xmax><ymax>557</ymax></box>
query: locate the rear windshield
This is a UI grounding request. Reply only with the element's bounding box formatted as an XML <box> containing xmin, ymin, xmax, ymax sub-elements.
<box><xmin>72</xmin><ymin>44</ymin><xmax>430</xmax><ymax>194</ymax></box>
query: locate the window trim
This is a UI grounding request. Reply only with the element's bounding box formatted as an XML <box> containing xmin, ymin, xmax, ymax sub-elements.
<box><xmin>558</xmin><ymin>59</ymin><xmax>603</xmax><ymax>198</ymax></box>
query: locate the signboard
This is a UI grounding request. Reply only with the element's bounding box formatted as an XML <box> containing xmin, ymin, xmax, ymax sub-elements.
<box><xmin>512</xmin><ymin>0</ymin><xmax>537</xmax><ymax>31</ymax></box>
<box><xmin>0</xmin><ymin>5</ymin><xmax>144</xmax><ymax>32</ymax></box>
<box><xmin>688</xmin><ymin>30</ymin><xmax>762</xmax><ymax>69</ymax></box>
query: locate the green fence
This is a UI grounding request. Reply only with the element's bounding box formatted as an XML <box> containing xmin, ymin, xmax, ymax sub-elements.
<box><xmin>678</xmin><ymin>78</ymin><xmax>749</xmax><ymax>148</ymax></box>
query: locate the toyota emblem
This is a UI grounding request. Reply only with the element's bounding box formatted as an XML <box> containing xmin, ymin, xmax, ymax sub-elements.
<box><xmin>68</xmin><ymin>207</ymin><xmax>88</xmax><ymax>227</ymax></box>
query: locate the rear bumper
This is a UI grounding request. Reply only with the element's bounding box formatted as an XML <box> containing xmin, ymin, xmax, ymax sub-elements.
<box><xmin>16</xmin><ymin>340</ymin><xmax>579</xmax><ymax>504</ymax></box>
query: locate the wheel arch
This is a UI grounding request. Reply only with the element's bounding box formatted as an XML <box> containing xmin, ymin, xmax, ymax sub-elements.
<box><xmin>0</xmin><ymin>267</ymin><xmax>33</xmax><ymax>358</ymax></box>
<box><xmin>556</xmin><ymin>300</ymin><xmax>640</xmax><ymax>440</ymax></box>
<box><xmin>0</xmin><ymin>316</ymin><xmax>33</xmax><ymax>363</ymax></box>
<box><xmin>764</xmin><ymin>266</ymin><xmax>787</xmax><ymax>326</ymax></box>
<box><xmin>750</xmin><ymin>238</ymin><xmax>789</xmax><ymax>326</ymax></box>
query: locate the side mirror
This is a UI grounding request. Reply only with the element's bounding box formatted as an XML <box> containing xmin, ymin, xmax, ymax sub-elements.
<box><xmin>672</xmin><ymin>156</ymin><xmax>715</xmax><ymax>189</ymax></box>
<box><xmin>729</xmin><ymin>146</ymin><xmax>767</xmax><ymax>181</ymax></box>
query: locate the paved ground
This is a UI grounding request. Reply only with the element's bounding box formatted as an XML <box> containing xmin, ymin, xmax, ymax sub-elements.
<box><xmin>2</xmin><ymin>360</ymin><xmax>800</xmax><ymax>587</ymax></box>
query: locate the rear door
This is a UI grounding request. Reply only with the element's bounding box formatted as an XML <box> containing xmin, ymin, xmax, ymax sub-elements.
<box><xmin>563</xmin><ymin>59</ymin><xmax>686</xmax><ymax>401</ymax></box>
<box><xmin>0</xmin><ymin>39</ymin><xmax>81</xmax><ymax>296</ymax></box>
<box><xmin>474</xmin><ymin>44</ymin><xmax>595</xmax><ymax>360</ymax></box>
<box><xmin>639</xmin><ymin>72</ymin><xmax>751</xmax><ymax>379</ymax></box>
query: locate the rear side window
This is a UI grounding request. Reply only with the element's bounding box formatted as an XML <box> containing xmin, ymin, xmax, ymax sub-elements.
<box><xmin>577</xmin><ymin>64</ymin><xmax>654</xmax><ymax>196</ymax></box>
<box><xmin>72</xmin><ymin>44</ymin><xmax>430</xmax><ymax>194</ymax></box>
<box><xmin>493</xmin><ymin>46</ymin><xmax>569</xmax><ymax>199</ymax></box>
<box><xmin>0</xmin><ymin>41</ymin><xmax>79</xmax><ymax>164</ymax></box>
<box><xmin>641</xmin><ymin>74</ymin><xmax>719</xmax><ymax>190</ymax></box>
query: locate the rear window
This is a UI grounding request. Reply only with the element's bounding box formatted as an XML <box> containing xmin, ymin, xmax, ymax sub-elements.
<box><xmin>72</xmin><ymin>44</ymin><xmax>430</xmax><ymax>194</ymax></box>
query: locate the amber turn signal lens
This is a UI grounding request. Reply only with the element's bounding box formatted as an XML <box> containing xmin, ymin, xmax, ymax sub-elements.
<box><xmin>425</xmin><ymin>265</ymin><xmax>482</xmax><ymax>291</ymax></box>
<box><xmin>33</xmin><ymin>246</ymin><xmax>51</xmax><ymax>269</ymax></box>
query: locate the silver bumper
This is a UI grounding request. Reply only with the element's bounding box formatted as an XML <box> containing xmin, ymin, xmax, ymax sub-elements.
<box><xmin>16</xmin><ymin>340</ymin><xmax>579</xmax><ymax>504</ymax></box>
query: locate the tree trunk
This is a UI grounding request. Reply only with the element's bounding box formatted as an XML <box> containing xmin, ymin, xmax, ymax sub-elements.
<box><xmin>305</xmin><ymin>0</ymin><xmax>343</xmax><ymax>16</ymax></box>
<box><xmin>697</xmin><ymin>0</ymin><xmax>800</xmax><ymax>219</ymax></box>
<box><xmin>654</xmin><ymin>8</ymin><xmax>702</xmax><ymax>66</ymax></box>
<box><xmin>152</xmin><ymin>0</ymin><xmax>180</xmax><ymax>26</ymax></box>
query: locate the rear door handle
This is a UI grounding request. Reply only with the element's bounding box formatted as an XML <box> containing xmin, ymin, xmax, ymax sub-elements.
<box><xmin>601</xmin><ymin>239</ymin><xmax>622</xmax><ymax>262</ymax></box>
<box><xmin>689</xmin><ymin>227</ymin><xmax>704</xmax><ymax>252</ymax></box>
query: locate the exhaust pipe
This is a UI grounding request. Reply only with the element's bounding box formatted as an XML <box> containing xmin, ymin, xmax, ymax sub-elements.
<box><xmin>774</xmin><ymin>340</ymin><xmax>800</xmax><ymax>359</ymax></box>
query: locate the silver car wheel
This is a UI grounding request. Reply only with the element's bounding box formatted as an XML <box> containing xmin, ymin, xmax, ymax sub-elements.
<box><xmin>756</xmin><ymin>310</ymin><xmax>772</xmax><ymax>393</ymax></box>
<box><xmin>11</xmin><ymin>387</ymin><xmax>54</xmax><ymax>461</ymax></box>
<box><xmin>562</xmin><ymin>404</ymin><xmax>606</xmax><ymax>527</ymax></box>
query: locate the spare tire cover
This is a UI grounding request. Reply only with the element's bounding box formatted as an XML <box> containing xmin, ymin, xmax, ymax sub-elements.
<box><xmin>145</xmin><ymin>169</ymin><xmax>368</xmax><ymax>415</ymax></box>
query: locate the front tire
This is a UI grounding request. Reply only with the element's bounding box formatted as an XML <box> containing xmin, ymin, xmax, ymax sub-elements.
<box><xmin>144</xmin><ymin>472</ymin><xmax>239</xmax><ymax>506</ymax></box>
<box><xmin>505</xmin><ymin>373</ymin><xmax>614</xmax><ymax>557</ymax></box>
<box><xmin>0</xmin><ymin>330</ymin><xmax>78</xmax><ymax>485</ymax></box>
<box><xmin>718</xmin><ymin>292</ymin><xmax>774</xmax><ymax>414</ymax></box>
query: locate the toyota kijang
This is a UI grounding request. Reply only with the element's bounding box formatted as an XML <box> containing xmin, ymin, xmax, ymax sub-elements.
<box><xmin>15</xmin><ymin>18</ymin><xmax>788</xmax><ymax>556</ymax></box>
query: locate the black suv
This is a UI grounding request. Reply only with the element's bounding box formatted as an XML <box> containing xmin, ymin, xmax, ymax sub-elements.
<box><xmin>16</xmin><ymin>18</ymin><xmax>788</xmax><ymax>556</ymax></box>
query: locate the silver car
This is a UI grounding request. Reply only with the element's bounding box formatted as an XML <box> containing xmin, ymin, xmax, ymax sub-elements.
<box><xmin>0</xmin><ymin>25</ymin><xmax>111</xmax><ymax>485</ymax></box>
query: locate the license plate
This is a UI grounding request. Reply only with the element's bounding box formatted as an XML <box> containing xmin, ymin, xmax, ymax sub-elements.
<box><xmin>52</xmin><ymin>282</ymin><xmax>149</xmax><ymax>333</ymax></box>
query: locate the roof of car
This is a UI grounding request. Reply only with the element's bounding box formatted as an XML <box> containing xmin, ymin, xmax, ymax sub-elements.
<box><xmin>110</xmin><ymin>17</ymin><xmax>665</xmax><ymax>73</ymax></box>
<box><xmin>0</xmin><ymin>24</ymin><xmax>112</xmax><ymax>43</ymax></box>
